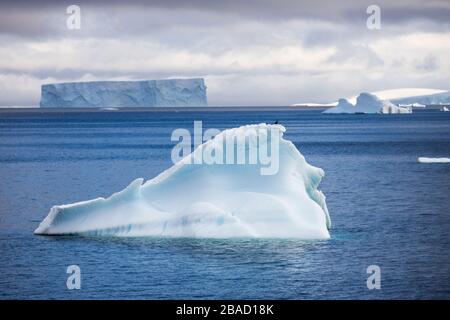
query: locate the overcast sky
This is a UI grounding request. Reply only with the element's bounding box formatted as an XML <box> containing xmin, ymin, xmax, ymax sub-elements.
<box><xmin>0</xmin><ymin>0</ymin><xmax>449</xmax><ymax>106</ymax></box>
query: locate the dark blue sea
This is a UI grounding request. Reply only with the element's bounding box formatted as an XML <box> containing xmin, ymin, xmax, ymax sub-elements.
<box><xmin>0</xmin><ymin>108</ymin><xmax>449</xmax><ymax>299</ymax></box>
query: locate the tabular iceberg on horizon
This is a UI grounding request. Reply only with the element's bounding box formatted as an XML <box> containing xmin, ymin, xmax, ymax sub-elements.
<box><xmin>39</xmin><ymin>78</ymin><xmax>207</xmax><ymax>108</ymax></box>
<box><xmin>34</xmin><ymin>124</ymin><xmax>331</xmax><ymax>239</ymax></box>
<box><xmin>391</xmin><ymin>90</ymin><xmax>450</xmax><ymax>106</ymax></box>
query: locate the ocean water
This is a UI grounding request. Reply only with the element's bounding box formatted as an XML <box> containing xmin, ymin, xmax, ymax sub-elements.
<box><xmin>0</xmin><ymin>108</ymin><xmax>449</xmax><ymax>299</ymax></box>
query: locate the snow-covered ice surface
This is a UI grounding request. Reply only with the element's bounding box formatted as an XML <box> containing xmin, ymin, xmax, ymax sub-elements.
<box><xmin>323</xmin><ymin>93</ymin><xmax>412</xmax><ymax>114</ymax></box>
<box><xmin>418</xmin><ymin>157</ymin><xmax>450</xmax><ymax>163</ymax></box>
<box><xmin>391</xmin><ymin>90</ymin><xmax>450</xmax><ymax>106</ymax></box>
<box><xmin>34</xmin><ymin>124</ymin><xmax>331</xmax><ymax>239</ymax></box>
<box><xmin>40</xmin><ymin>78</ymin><xmax>207</xmax><ymax>108</ymax></box>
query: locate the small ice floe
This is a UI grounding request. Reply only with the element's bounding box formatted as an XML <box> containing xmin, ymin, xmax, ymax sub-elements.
<box><xmin>418</xmin><ymin>157</ymin><xmax>450</xmax><ymax>163</ymax></box>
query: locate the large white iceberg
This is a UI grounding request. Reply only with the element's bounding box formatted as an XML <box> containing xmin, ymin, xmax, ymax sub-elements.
<box><xmin>34</xmin><ymin>124</ymin><xmax>331</xmax><ymax>239</ymax></box>
<box><xmin>40</xmin><ymin>78</ymin><xmax>207</xmax><ymax>108</ymax></box>
<box><xmin>323</xmin><ymin>92</ymin><xmax>412</xmax><ymax>114</ymax></box>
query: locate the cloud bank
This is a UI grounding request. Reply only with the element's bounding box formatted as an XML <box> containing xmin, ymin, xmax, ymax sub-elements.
<box><xmin>0</xmin><ymin>0</ymin><xmax>449</xmax><ymax>106</ymax></box>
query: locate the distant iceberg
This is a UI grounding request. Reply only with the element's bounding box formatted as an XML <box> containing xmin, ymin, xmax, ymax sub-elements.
<box><xmin>418</xmin><ymin>157</ymin><xmax>450</xmax><ymax>163</ymax></box>
<box><xmin>293</xmin><ymin>88</ymin><xmax>449</xmax><ymax>108</ymax></box>
<box><xmin>399</xmin><ymin>103</ymin><xmax>426</xmax><ymax>108</ymax></box>
<box><xmin>351</xmin><ymin>88</ymin><xmax>448</xmax><ymax>105</ymax></box>
<box><xmin>40</xmin><ymin>78</ymin><xmax>207</xmax><ymax>108</ymax></box>
<box><xmin>34</xmin><ymin>124</ymin><xmax>331</xmax><ymax>239</ymax></box>
<box><xmin>322</xmin><ymin>98</ymin><xmax>354</xmax><ymax>113</ymax></box>
<box><xmin>323</xmin><ymin>93</ymin><xmax>412</xmax><ymax>114</ymax></box>
<box><xmin>390</xmin><ymin>90</ymin><xmax>450</xmax><ymax>106</ymax></box>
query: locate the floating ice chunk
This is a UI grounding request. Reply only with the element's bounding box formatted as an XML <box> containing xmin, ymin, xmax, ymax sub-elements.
<box><xmin>418</xmin><ymin>157</ymin><xmax>450</xmax><ymax>163</ymax></box>
<box><xmin>34</xmin><ymin>124</ymin><xmax>330</xmax><ymax>239</ymax></box>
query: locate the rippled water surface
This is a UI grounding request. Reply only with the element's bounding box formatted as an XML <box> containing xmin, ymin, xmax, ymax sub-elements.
<box><xmin>0</xmin><ymin>108</ymin><xmax>449</xmax><ymax>299</ymax></box>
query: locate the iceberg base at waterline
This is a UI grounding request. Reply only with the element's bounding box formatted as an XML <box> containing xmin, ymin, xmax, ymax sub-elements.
<box><xmin>34</xmin><ymin>124</ymin><xmax>331</xmax><ymax>239</ymax></box>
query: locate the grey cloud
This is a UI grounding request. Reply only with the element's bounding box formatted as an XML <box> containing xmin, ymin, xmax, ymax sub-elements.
<box><xmin>327</xmin><ymin>44</ymin><xmax>385</xmax><ymax>68</ymax></box>
<box><xmin>1</xmin><ymin>0</ymin><xmax>449</xmax><ymax>39</ymax></box>
<box><xmin>0</xmin><ymin>0</ymin><xmax>449</xmax><ymax>106</ymax></box>
<box><xmin>3</xmin><ymin>0</ymin><xmax>449</xmax><ymax>20</ymax></box>
<box><xmin>414</xmin><ymin>55</ymin><xmax>439</xmax><ymax>72</ymax></box>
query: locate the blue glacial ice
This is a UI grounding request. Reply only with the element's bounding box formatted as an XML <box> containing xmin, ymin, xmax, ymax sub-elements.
<box><xmin>34</xmin><ymin>124</ymin><xmax>331</xmax><ymax>239</ymax></box>
<box><xmin>40</xmin><ymin>78</ymin><xmax>207</xmax><ymax>108</ymax></box>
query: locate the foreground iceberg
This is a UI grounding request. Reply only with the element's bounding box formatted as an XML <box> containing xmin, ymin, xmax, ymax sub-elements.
<box><xmin>323</xmin><ymin>92</ymin><xmax>412</xmax><ymax>114</ymax></box>
<box><xmin>40</xmin><ymin>78</ymin><xmax>207</xmax><ymax>108</ymax></box>
<box><xmin>34</xmin><ymin>124</ymin><xmax>331</xmax><ymax>239</ymax></box>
